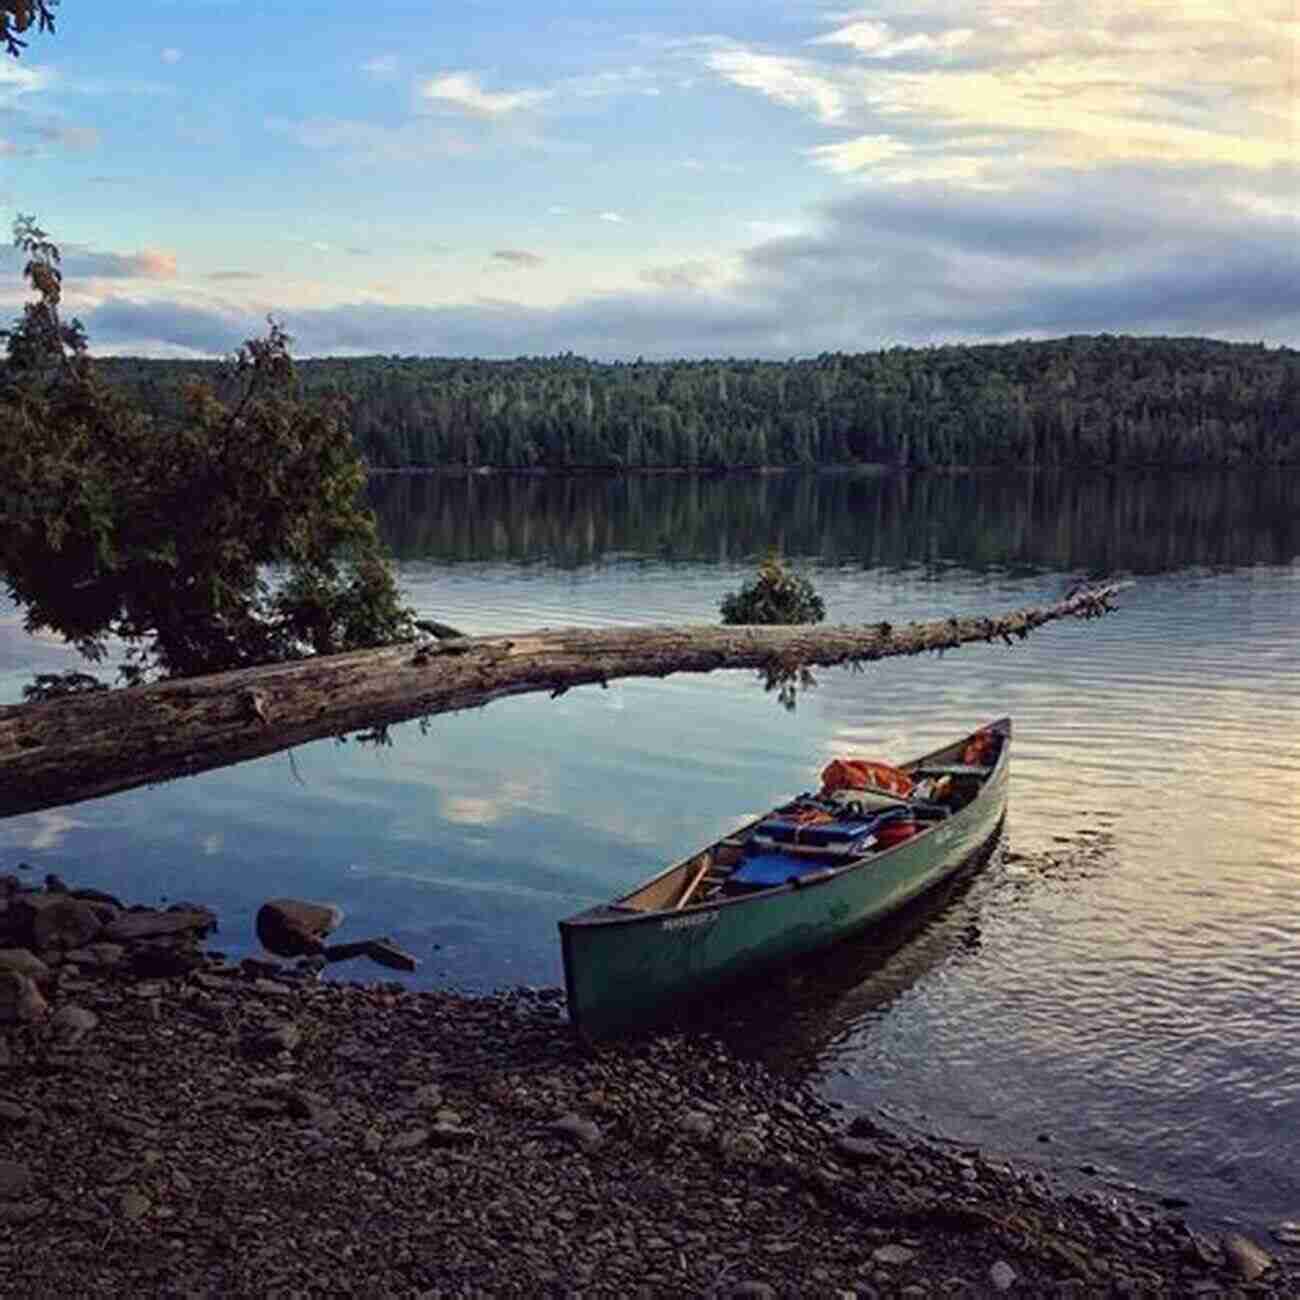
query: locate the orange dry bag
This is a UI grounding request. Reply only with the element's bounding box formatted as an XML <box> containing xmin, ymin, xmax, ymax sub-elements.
<box><xmin>820</xmin><ymin>758</ymin><xmax>914</xmax><ymax>799</ymax></box>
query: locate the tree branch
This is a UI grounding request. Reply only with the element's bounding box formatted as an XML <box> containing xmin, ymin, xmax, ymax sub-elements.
<box><xmin>0</xmin><ymin>583</ymin><xmax>1130</xmax><ymax>818</ymax></box>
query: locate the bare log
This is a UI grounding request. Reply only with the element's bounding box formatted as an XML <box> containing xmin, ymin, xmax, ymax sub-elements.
<box><xmin>0</xmin><ymin>583</ymin><xmax>1128</xmax><ymax>818</ymax></box>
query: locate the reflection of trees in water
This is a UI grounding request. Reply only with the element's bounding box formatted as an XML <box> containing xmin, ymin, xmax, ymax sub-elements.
<box><xmin>369</xmin><ymin>469</ymin><xmax>1300</xmax><ymax>575</ymax></box>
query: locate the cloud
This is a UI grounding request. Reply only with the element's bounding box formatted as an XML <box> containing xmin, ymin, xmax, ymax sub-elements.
<box><xmin>74</xmin><ymin>165</ymin><xmax>1300</xmax><ymax>360</ymax></box>
<box><xmin>491</xmin><ymin>249</ymin><xmax>545</xmax><ymax>268</ymax></box>
<box><xmin>0</xmin><ymin>60</ymin><xmax>51</xmax><ymax>100</ymax></box>
<box><xmin>639</xmin><ymin>261</ymin><xmax>716</xmax><ymax>291</ymax></box>
<box><xmin>706</xmin><ymin>47</ymin><xmax>848</xmax><ymax>125</ymax></box>
<box><xmin>26</xmin><ymin>810</ymin><xmax>85</xmax><ymax>851</ymax></box>
<box><xmin>598</xmin><ymin>211</ymin><xmax>625</xmax><ymax>224</ymax></box>
<box><xmin>0</xmin><ymin>113</ymin><xmax>101</xmax><ymax>158</ymax></box>
<box><xmin>705</xmin><ymin>1</ymin><xmax>1298</xmax><ymax>181</ymax></box>
<box><xmin>14</xmin><ymin>246</ymin><xmax>179</xmax><ymax>280</ymax></box>
<box><xmin>86</xmin><ymin>297</ymin><xmax>256</xmax><ymax>356</ymax></box>
<box><xmin>419</xmin><ymin>71</ymin><xmax>549</xmax><ymax>118</ymax></box>
<box><xmin>268</xmin><ymin>114</ymin><xmax>473</xmax><ymax>163</ymax></box>
<box><xmin>160</xmin><ymin>48</ymin><xmax>183</xmax><ymax>65</ymax></box>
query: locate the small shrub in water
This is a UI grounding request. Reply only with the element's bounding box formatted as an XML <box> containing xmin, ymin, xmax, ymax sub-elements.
<box><xmin>720</xmin><ymin>552</ymin><xmax>826</xmax><ymax>625</ymax></box>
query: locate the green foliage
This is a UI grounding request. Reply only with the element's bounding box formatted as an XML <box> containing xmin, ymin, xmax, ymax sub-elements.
<box><xmin>22</xmin><ymin>670</ymin><xmax>107</xmax><ymax>703</ymax></box>
<box><xmin>720</xmin><ymin>551</ymin><xmax>826</xmax><ymax>625</ymax></box>
<box><xmin>97</xmin><ymin>335</ymin><xmax>1300</xmax><ymax>472</ymax></box>
<box><xmin>0</xmin><ymin>219</ymin><xmax>415</xmax><ymax>681</ymax></box>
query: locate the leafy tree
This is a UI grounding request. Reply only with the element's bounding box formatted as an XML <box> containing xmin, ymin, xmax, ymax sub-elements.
<box><xmin>0</xmin><ymin>218</ymin><xmax>415</xmax><ymax>681</ymax></box>
<box><xmin>720</xmin><ymin>550</ymin><xmax>825</xmax><ymax>625</ymax></box>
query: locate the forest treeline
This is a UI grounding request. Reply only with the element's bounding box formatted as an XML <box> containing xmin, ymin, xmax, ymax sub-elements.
<box><xmin>99</xmin><ymin>334</ymin><xmax>1300</xmax><ymax>470</ymax></box>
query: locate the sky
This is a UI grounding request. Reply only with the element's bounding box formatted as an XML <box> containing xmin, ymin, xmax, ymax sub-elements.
<box><xmin>0</xmin><ymin>0</ymin><xmax>1297</xmax><ymax>359</ymax></box>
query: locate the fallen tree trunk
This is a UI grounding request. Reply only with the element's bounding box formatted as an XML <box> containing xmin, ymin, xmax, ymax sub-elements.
<box><xmin>0</xmin><ymin>584</ymin><xmax>1127</xmax><ymax>818</ymax></box>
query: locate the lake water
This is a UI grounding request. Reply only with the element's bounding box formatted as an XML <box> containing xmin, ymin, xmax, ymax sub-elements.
<box><xmin>2</xmin><ymin>468</ymin><xmax>1298</xmax><ymax>1236</ymax></box>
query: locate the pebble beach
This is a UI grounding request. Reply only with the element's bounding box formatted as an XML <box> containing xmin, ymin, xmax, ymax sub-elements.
<box><xmin>1</xmin><ymin>873</ymin><xmax>1295</xmax><ymax>1298</ymax></box>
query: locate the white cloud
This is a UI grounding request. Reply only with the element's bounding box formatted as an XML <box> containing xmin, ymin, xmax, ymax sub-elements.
<box><xmin>809</xmin><ymin>134</ymin><xmax>908</xmax><ymax>174</ymax></box>
<box><xmin>268</xmin><ymin>114</ymin><xmax>474</xmax><ymax>163</ymax></box>
<box><xmin>419</xmin><ymin>71</ymin><xmax>549</xmax><ymax>118</ymax></box>
<box><xmin>0</xmin><ymin>60</ymin><xmax>52</xmax><ymax>103</ymax></box>
<box><xmin>706</xmin><ymin>47</ymin><xmax>848</xmax><ymax>125</ymax></box>
<box><xmin>598</xmin><ymin>211</ymin><xmax>625</xmax><ymax>223</ymax></box>
<box><xmin>706</xmin><ymin>1</ymin><xmax>1299</xmax><ymax>182</ymax></box>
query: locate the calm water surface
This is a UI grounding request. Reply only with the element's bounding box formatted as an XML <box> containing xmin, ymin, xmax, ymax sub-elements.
<box><xmin>2</xmin><ymin>469</ymin><xmax>1297</xmax><ymax>1235</ymax></box>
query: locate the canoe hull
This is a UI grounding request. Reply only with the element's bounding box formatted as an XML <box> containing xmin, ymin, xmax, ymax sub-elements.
<box><xmin>560</xmin><ymin>718</ymin><xmax>1010</xmax><ymax>1040</ymax></box>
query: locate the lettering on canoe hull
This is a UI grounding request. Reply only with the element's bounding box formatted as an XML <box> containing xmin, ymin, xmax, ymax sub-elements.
<box><xmin>662</xmin><ymin>911</ymin><xmax>719</xmax><ymax>932</ymax></box>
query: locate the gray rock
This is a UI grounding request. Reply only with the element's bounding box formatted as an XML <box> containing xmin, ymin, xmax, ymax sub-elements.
<box><xmin>104</xmin><ymin>906</ymin><xmax>216</xmax><ymax>942</ymax></box>
<box><xmin>1222</xmin><ymin>1232</ymin><xmax>1272</xmax><ymax>1281</ymax></box>
<box><xmin>428</xmin><ymin>1122</ymin><xmax>475</xmax><ymax>1147</ymax></box>
<box><xmin>33</xmin><ymin>897</ymin><xmax>104</xmax><ymax>950</ymax></box>
<box><xmin>729</xmin><ymin>1284</ymin><xmax>777</xmax><ymax>1299</ymax></box>
<box><xmin>679</xmin><ymin>1110</ymin><xmax>715</xmax><ymax>1141</ymax></box>
<box><xmin>550</xmin><ymin>1112</ymin><xmax>603</xmax><ymax>1150</ymax></box>
<box><xmin>387</xmin><ymin>1127</ymin><xmax>430</xmax><ymax>1153</ymax></box>
<box><xmin>0</xmin><ymin>948</ymin><xmax>51</xmax><ymax>983</ymax></box>
<box><xmin>63</xmin><ymin>942</ymin><xmax>127</xmax><ymax>969</ymax></box>
<box><xmin>50</xmin><ymin>1003</ymin><xmax>99</xmax><ymax>1041</ymax></box>
<box><xmin>406</xmin><ymin>1083</ymin><xmax>444</xmax><ymax>1111</ymax></box>
<box><xmin>0</xmin><ymin>970</ymin><xmax>48</xmax><ymax>1023</ymax></box>
<box><xmin>990</xmin><ymin>1259</ymin><xmax>1018</xmax><ymax>1291</ymax></box>
<box><xmin>872</xmin><ymin>1244</ymin><xmax>916</xmax><ymax>1266</ymax></box>
<box><xmin>719</xmin><ymin>1128</ymin><xmax>764</xmax><ymax>1161</ymax></box>
<box><xmin>251</xmin><ymin>978</ymin><xmax>293</xmax><ymax>997</ymax></box>
<box><xmin>836</xmin><ymin>1135</ymin><xmax>882</xmax><ymax>1165</ymax></box>
<box><xmin>1272</xmin><ymin>1220</ymin><xmax>1300</xmax><ymax>1246</ymax></box>
<box><xmin>0</xmin><ymin>1160</ymin><xmax>32</xmax><ymax>1198</ymax></box>
<box><xmin>119</xmin><ymin>1190</ymin><xmax>151</xmax><ymax>1221</ymax></box>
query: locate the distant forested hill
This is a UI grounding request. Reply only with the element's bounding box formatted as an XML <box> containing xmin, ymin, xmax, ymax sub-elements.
<box><xmin>98</xmin><ymin>335</ymin><xmax>1300</xmax><ymax>470</ymax></box>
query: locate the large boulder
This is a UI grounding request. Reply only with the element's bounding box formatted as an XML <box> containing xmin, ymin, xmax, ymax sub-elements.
<box><xmin>103</xmin><ymin>906</ymin><xmax>216</xmax><ymax>942</ymax></box>
<box><xmin>255</xmin><ymin>899</ymin><xmax>343</xmax><ymax>958</ymax></box>
<box><xmin>10</xmin><ymin>895</ymin><xmax>103</xmax><ymax>951</ymax></box>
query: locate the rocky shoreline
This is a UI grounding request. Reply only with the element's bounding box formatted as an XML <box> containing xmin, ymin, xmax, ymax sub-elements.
<box><xmin>2</xmin><ymin>874</ymin><xmax>1296</xmax><ymax>1297</ymax></box>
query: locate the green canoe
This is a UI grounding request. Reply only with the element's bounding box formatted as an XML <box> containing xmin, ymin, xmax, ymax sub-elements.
<box><xmin>559</xmin><ymin>717</ymin><xmax>1010</xmax><ymax>1040</ymax></box>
